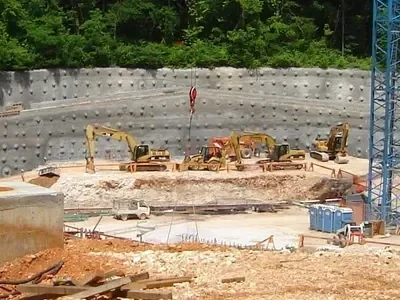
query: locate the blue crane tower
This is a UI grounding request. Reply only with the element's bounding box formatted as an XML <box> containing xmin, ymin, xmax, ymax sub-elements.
<box><xmin>368</xmin><ymin>0</ymin><xmax>400</xmax><ymax>224</ymax></box>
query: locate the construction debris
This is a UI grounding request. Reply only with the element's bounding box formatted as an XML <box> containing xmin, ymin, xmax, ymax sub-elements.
<box><xmin>221</xmin><ymin>277</ymin><xmax>245</xmax><ymax>283</ymax></box>
<box><xmin>15</xmin><ymin>271</ymin><xmax>187</xmax><ymax>299</ymax></box>
<box><xmin>1</xmin><ymin>238</ymin><xmax>400</xmax><ymax>300</ymax></box>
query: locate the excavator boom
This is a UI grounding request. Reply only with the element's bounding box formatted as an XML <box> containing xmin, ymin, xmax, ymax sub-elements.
<box><xmin>85</xmin><ymin>124</ymin><xmax>170</xmax><ymax>173</ymax></box>
<box><xmin>227</xmin><ymin>131</ymin><xmax>305</xmax><ymax>171</ymax></box>
<box><xmin>310</xmin><ymin>123</ymin><xmax>350</xmax><ymax>164</ymax></box>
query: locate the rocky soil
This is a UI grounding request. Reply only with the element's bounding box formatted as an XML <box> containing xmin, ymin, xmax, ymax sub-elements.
<box><xmin>1</xmin><ymin>239</ymin><xmax>400</xmax><ymax>300</ymax></box>
<box><xmin>50</xmin><ymin>171</ymin><xmax>353</xmax><ymax>208</ymax></box>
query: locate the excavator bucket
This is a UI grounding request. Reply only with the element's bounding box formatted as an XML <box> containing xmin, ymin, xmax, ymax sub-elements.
<box><xmin>85</xmin><ymin>158</ymin><xmax>96</xmax><ymax>174</ymax></box>
<box><xmin>334</xmin><ymin>155</ymin><xmax>349</xmax><ymax>164</ymax></box>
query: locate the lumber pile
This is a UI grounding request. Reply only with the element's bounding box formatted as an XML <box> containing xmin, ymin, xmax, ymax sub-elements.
<box><xmin>15</xmin><ymin>269</ymin><xmax>193</xmax><ymax>299</ymax></box>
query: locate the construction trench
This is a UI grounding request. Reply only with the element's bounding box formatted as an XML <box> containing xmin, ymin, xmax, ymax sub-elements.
<box><xmin>1</xmin><ymin>67</ymin><xmax>400</xmax><ymax>300</ymax></box>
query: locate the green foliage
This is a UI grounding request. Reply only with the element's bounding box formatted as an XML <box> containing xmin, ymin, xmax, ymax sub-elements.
<box><xmin>0</xmin><ymin>0</ymin><xmax>372</xmax><ymax>71</ymax></box>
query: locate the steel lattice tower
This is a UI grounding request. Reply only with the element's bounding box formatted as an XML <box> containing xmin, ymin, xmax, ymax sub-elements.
<box><xmin>368</xmin><ymin>0</ymin><xmax>400</xmax><ymax>224</ymax></box>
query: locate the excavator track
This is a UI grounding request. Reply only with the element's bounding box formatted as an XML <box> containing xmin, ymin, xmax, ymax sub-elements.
<box><xmin>310</xmin><ymin>151</ymin><xmax>330</xmax><ymax>162</ymax></box>
<box><xmin>255</xmin><ymin>159</ymin><xmax>304</xmax><ymax>170</ymax></box>
<box><xmin>119</xmin><ymin>162</ymin><xmax>167</xmax><ymax>172</ymax></box>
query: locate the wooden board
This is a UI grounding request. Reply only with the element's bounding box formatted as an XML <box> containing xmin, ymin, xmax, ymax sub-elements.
<box><xmin>124</xmin><ymin>289</ymin><xmax>173</xmax><ymax>300</ymax></box>
<box><xmin>60</xmin><ymin>277</ymin><xmax>132</xmax><ymax>299</ymax></box>
<box><xmin>16</xmin><ymin>285</ymin><xmax>89</xmax><ymax>295</ymax></box>
<box><xmin>221</xmin><ymin>276</ymin><xmax>245</xmax><ymax>283</ymax></box>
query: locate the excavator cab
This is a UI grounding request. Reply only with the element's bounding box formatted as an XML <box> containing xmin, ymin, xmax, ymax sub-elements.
<box><xmin>132</xmin><ymin>145</ymin><xmax>150</xmax><ymax>161</ymax></box>
<box><xmin>269</xmin><ymin>143</ymin><xmax>291</xmax><ymax>161</ymax></box>
<box><xmin>333</xmin><ymin>135</ymin><xmax>344</xmax><ymax>152</ymax></box>
<box><xmin>200</xmin><ymin>146</ymin><xmax>223</xmax><ymax>161</ymax></box>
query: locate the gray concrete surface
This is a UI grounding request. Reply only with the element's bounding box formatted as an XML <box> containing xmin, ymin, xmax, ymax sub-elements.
<box><xmin>0</xmin><ymin>67</ymin><xmax>371</xmax><ymax>177</ymax></box>
<box><xmin>66</xmin><ymin>209</ymin><xmax>310</xmax><ymax>250</ymax></box>
<box><xmin>0</xmin><ymin>181</ymin><xmax>64</xmax><ymax>264</ymax></box>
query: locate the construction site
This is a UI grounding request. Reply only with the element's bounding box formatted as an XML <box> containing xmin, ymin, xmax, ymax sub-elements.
<box><xmin>0</xmin><ymin>66</ymin><xmax>399</xmax><ymax>300</ymax></box>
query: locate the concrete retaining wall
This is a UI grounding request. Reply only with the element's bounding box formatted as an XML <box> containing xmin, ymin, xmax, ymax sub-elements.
<box><xmin>0</xmin><ymin>67</ymin><xmax>371</xmax><ymax>177</ymax></box>
<box><xmin>0</xmin><ymin>181</ymin><xmax>64</xmax><ymax>264</ymax></box>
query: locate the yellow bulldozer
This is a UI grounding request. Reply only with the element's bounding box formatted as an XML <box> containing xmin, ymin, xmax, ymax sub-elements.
<box><xmin>85</xmin><ymin>124</ymin><xmax>170</xmax><ymax>173</ymax></box>
<box><xmin>310</xmin><ymin>123</ymin><xmax>350</xmax><ymax>164</ymax></box>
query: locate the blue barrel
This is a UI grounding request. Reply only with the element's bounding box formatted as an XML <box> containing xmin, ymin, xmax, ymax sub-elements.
<box><xmin>316</xmin><ymin>205</ymin><xmax>325</xmax><ymax>231</ymax></box>
<box><xmin>309</xmin><ymin>205</ymin><xmax>318</xmax><ymax>230</ymax></box>
<box><xmin>333</xmin><ymin>207</ymin><xmax>353</xmax><ymax>232</ymax></box>
<box><xmin>322</xmin><ymin>206</ymin><xmax>335</xmax><ymax>233</ymax></box>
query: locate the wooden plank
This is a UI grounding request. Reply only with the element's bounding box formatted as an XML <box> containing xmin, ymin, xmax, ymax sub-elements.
<box><xmin>121</xmin><ymin>276</ymin><xmax>192</xmax><ymax>291</ymax></box>
<box><xmin>123</xmin><ymin>289</ymin><xmax>173</xmax><ymax>300</ymax></box>
<box><xmin>60</xmin><ymin>277</ymin><xmax>132</xmax><ymax>299</ymax></box>
<box><xmin>120</xmin><ymin>272</ymin><xmax>151</xmax><ymax>291</ymax></box>
<box><xmin>16</xmin><ymin>285</ymin><xmax>89</xmax><ymax>295</ymax></box>
<box><xmin>79</xmin><ymin>270</ymin><xmax>105</xmax><ymax>286</ymax></box>
<box><xmin>221</xmin><ymin>277</ymin><xmax>245</xmax><ymax>283</ymax></box>
<box><xmin>137</xmin><ymin>276</ymin><xmax>193</xmax><ymax>284</ymax></box>
<box><xmin>104</xmin><ymin>269</ymin><xmax>124</xmax><ymax>278</ymax></box>
<box><xmin>128</xmin><ymin>272</ymin><xmax>150</xmax><ymax>282</ymax></box>
<box><xmin>144</xmin><ymin>277</ymin><xmax>192</xmax><ymax>289</ymax></box>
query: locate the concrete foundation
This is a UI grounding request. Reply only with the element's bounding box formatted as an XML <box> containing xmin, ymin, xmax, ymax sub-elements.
<box><xmin>0</xmin><ymin>67</ymin><xmax>372</xmax><ymax>177</ymax></box>
<box><xmin>0</xmin><ymin>181</ymin><xmax>64</xmax><ymax>265</ymax></box>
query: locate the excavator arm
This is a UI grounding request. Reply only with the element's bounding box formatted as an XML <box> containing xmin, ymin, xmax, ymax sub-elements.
<box><xmin>326</xmin><ymin>123</ymin><xmax>350</xmax><ymax>155</ymax></box>
<box><xmin>226</xmin><ymin>131</ymin><xmax>277</xmax><ymax>170</ymax></box>
<box><xmin>228</xmin><ymin>131</ymin><xmax>245</xmax><ymax>170</ymax></box>
<box><xmin>339</xmin><ymin>123</ymin><xmax>350</xmax><ymax>156</ymax></box>
<box><xmin>85</xmin><ymin>124</ymin><xmax>138</xmax><ymax>173</ymax></box>
<box><xmin>236</xmin><ymin>131</ymin><xmax>277</xmax><ymax>155</ymax></box>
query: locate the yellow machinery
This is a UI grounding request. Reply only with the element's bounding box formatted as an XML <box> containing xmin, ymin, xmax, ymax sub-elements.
<box><xmin>183</xmin><ymin>131</ymin><xmax>305</xmax><ymax>171</ymax></box>
<box><xmin>310</xmin><ymin>123</ymin><xmax>350</xmax><ymax>164</ymax></box>
<box><xmin>183</xmin><ymin>146</ymin><xmax>229</xmax><ymax>171</ymax></box>
<box><xmin>235</xmin><ymin>131</ymin><xmax>306</xmax><ymax>162</ymax></box>
<box><xmin>183</xmin><ymin>131</ymin><xmax>245</xmax><ymax>171</ymax></box>
<box><xmin>85</xmin><ymin>124</ymin><xmax>170</xmax><ymax>173</ymax></box>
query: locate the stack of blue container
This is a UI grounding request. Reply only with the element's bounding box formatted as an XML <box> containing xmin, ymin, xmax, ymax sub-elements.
<box><xmin>309</xmin><ymin>204</ymin><xmax>353</xmax><ymax>233</ymax></box>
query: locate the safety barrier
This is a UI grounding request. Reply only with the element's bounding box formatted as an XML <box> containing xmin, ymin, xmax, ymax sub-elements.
<box><xmin>307</xmin><ymin>162</ymin><xmax>337</xmax><ymax>178</ymax></box>
<box><xmin>180</xmin><ymin>233</ymin><xmax>277</xmax><ymax>251</ymax></box>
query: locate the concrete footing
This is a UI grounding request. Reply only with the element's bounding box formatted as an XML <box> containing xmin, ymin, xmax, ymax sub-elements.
<box><xmin>0</xmin><ymin>181</ymin><xmax>64</xmax><ymax>265</ymax></box>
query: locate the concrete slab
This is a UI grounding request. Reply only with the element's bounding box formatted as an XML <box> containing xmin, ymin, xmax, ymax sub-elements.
<box><xmin>0</xmin><ymin>181</ymin><xmax>64</xmax><ymax>265</ymax></box>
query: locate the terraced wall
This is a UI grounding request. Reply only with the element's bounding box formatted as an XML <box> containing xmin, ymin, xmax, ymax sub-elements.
<box><xmin>0</xmin><ymin>67</ymin><xmax>371</xmax><ymax>176</ymax></box>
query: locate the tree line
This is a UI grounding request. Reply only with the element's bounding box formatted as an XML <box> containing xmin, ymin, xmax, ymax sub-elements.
<box><xmin>0</xmin><ymin>0</ymin><xmax>371</xmax><ymax>71</ymax></box>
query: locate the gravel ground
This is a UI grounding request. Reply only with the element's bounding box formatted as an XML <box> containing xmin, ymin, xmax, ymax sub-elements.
<box><xmin>1</xmin><ymin>239</ymin><xmax>400</xmax><ymax>300</ymax></box>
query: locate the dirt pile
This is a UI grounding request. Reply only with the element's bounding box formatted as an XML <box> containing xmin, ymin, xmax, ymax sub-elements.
<box><xmin>1</xmin><ymin>239</ymin><xmax>399</xmax><ymax>300</ymax></box>
<box><xmin>0</xmin><ymin>187</ymin><xmax>12</xmax><ymax>192</ymax></box>
<box><xmin>52</xmin><ymin>173</ymin><xmax>353</xmax><ymax>208</ymax></box>
<box><xmin>28</xmin><ymin>175</ymin><xmax>60</xmax><ymax>188</ymax></box>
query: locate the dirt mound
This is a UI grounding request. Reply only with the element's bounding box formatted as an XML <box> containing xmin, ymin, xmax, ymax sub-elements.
<box><xmin>133</xmin><ymin>175</ymin><xmax>302</xmax><ymax>190</ymax></box>
<box><xmin>53</xmin><ymin>173</ymin><xmax>354</xmax><ymax>208</ymax></box>
<box><xmin>28</xmin><ymin>175</ymin><xmax>60</xmax><ymax>188</ymax></box>
<box><xmin>309</xmin><ymin>178</ymin><xmax>352</xmax><ymax>199</ymax></box>
<box><xmin>133</xmin><ymin>175</ymin><xmax>352</xmax><ymax>200</ymax></box>
<box><xmin>0</xmin><ymin>239</ymin><xmax>228</xmax><ymax>284</ymax></box>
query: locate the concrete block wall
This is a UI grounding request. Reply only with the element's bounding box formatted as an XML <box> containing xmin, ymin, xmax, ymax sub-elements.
<box><xmin>0</xmin><ymin>67</ymin><xmax>371</xmax><ymax>177</ymax></box>
<box><xmin>0</xmin><ymin>181</ymin><xmax>64</xmax><ymax>264</ymax></box>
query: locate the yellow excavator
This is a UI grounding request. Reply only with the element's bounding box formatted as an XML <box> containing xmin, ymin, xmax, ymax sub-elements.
<box><xmin>85</xmin><ymin>124</ymin><xmax>170</xmax><ymax>173</ymax></box>
<box><xmin>183</xmin><ymin>131</ymin><xmax>305</xmax><ymax>171</ymax></box>
<box><xmin>236</xmin><ymin>131</ymin><xmax>306</xmax><ymax>163</ymax></box>
<box><xmin>310</xmin><ymin>123</ymin><xmax>350</xmax><ymax>164</ymax></box>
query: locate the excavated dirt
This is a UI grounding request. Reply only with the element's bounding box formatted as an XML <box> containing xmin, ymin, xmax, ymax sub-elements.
<box><xmin>52</xmin><ymin>172</ymin><xmax>353</xmax><ymax>208</ymax></box>
<box><xmin>1</xmin><ymin>239</ymin><xmax>400</xmax><ymax>300</ymax></box>
<box><xmin>0</xmin><ymin>187</ymin><xmax>12</xmax><ymax>192</ymax></box>
<box><xmin>28</xmin><ymin>175</ymin><xmax>60</xmax><ymax>188</ymax></box>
